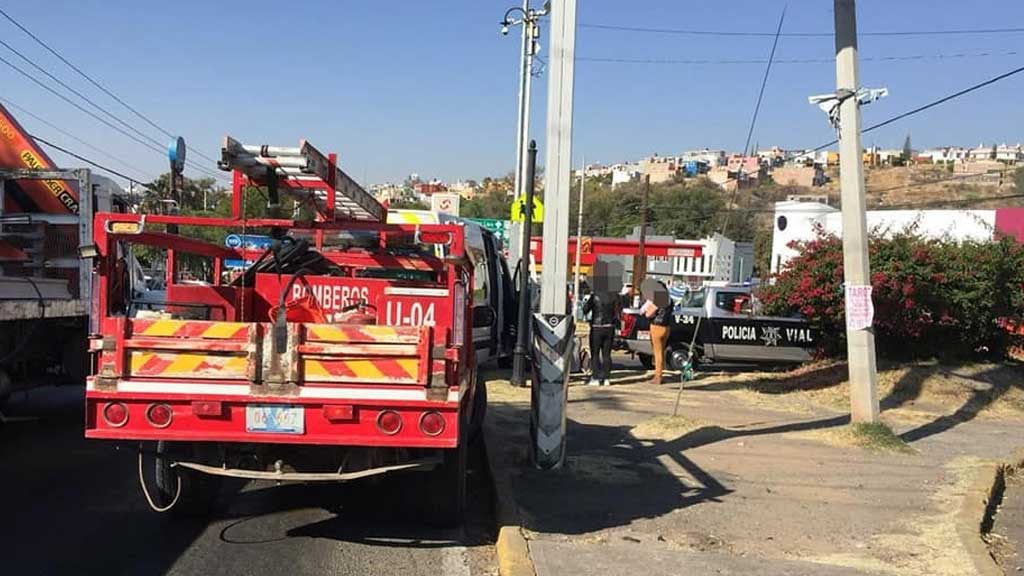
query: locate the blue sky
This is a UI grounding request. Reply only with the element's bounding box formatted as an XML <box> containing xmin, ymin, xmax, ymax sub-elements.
<box><xmin>1</xmin><ymin>0</ymin><xmax>1022</xmax><ymax>188</ymax></box>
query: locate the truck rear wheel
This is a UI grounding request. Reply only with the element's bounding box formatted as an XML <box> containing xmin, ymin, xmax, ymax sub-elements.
<box><xmin>423</xmin><ymin>415</ymin><xmax>467</xmax><ymax>527</ymax></box>
<box><xmin>154</xmin><ymin>441</ymin><xmax>222</xmax><ymax>517</ymax></box>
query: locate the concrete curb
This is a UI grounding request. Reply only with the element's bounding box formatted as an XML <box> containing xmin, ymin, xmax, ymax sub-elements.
<box><xmin>483</xmin><ymin>420</ymin><xmax>536</xmax><ymax>576</ymax></box>
<box><xmin>957</xmin><ymin>448</ymin><xmax>1024</xmax><ymax>576</ymax></box>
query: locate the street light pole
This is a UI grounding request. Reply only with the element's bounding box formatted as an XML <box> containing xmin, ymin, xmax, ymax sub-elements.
<box><xmin>509</xmin><ymin>0</ymin><xmax>529</xmax><ymax>266</ymax></box>
<box><xmin>834</xmin><ymin>0</ymin><xmax>880</xmax><ymax>423</ymax></box>
<box><xmin>502</xmin><ymin>2</ymin><xmax>547</xmax><ymax>267</ymax></box>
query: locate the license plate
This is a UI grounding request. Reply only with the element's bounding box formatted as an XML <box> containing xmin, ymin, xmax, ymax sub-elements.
<box><xmin>246</xmin><ymin>405</ymin><xmax>304</xmax><ymax>434</ymax></box>
<box><xmin>638</xmin><ymin>331</ymin><xmax>650</xmax><ymax>340</ymax></box>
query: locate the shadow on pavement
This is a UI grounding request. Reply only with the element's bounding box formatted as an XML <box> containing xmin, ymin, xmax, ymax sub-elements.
<box><xmin>1</xmin><ymin>386</ymin><xmax>495</xmax><ymax>575</ymax></box>
<box><xmin>208</xmin><ymin>437</ymin><xmax>495</xmax><ymax>550</ymax></box>
<box><xmin>489</xmin><ymin>399</ymin><xmax>849</xmax><ymax>536</ymax></box>
<box><xmin>0</xmin><ymin>387</ymin><xmax>211</xmax><ymax>576</ymax></box>
<box><xmin>684</xmin><ymin>361</ymin><xmax>849</xmax><ymax>394</ymax></box>
<box><xmin>899</xmin><ymin>363</ymin><xmax>1023</xmax><ymax>443</ymax></box>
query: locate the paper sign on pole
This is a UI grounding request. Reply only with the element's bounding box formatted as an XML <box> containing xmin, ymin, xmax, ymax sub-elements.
<box><xmin>845</xmin><ymin>284</ymin><xmax>874</xmax><ymax>330</ymax></box>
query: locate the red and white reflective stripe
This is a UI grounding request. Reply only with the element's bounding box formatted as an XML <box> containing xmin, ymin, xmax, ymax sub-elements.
<box><xmin>86</xmin><ymin>380</ymin><xmax>464</xmax><ymax>402</ymax></box>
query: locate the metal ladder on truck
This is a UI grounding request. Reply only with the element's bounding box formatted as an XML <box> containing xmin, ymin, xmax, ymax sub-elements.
<box><xmin>218</xmin><ymin>137</ymin><xmax>385</xmax><ymax>224</ymax></box>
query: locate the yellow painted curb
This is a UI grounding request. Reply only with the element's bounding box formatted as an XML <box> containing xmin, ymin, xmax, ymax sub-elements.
<box><xmin>496</xmin><ymin>525</ymin><xmax>535</xmax><ymax>576</ymax></box>
<box><xmin>484</xmin><ymin>418</ymin><xmax>536</xmax><ymax>576</ymax></box>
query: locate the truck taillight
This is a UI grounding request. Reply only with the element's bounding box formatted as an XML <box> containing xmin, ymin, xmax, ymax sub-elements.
<box><xmin>452</xmin><ymin>282</ymin><xmax>465</xmax><ymax>347</ymax></box>
<box><xmin>418</xmin><ymin>411</ymin><xmax>445</xmax><ymax>436</ymax></box>
<box><xmin>102</xmin><ymin>402</ymin><xmax>129</xmax><ymax>427</ymax></box>
<box><xmin>376</xmin><ymin>410</ymin><xmax>403</xmax><ymax>435</ymax></box>
<box><xmin>416</xmin><ymin>229</ymin><xmax>453</xmax><ymax>246</ymax></box>
<box><xmin>145</xmin><ymin>403</ymin><xmax>173</xmax><ymax>428</ymax></box>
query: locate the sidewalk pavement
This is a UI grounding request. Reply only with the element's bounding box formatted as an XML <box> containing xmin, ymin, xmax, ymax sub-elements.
<box><xmin>484</xmin><ymin>357</ymin><xmax>1024</xmax><ymax>576</ymax></box>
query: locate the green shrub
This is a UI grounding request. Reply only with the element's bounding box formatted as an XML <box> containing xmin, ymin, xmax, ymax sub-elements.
<box><xmin>759</xmin><ymin>231</ymin><xmax>1024</xmax><ymax>359</ymax></box>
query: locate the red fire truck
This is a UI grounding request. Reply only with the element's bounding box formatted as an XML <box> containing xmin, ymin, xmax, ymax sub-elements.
<box><xmin>84</xmin><ymin>138</ymin><xmax>483</xmax><ymax>525</ymax></box>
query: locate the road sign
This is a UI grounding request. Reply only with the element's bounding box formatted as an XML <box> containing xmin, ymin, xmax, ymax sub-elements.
<box><xmin>431</xmin><ymin>193</ymin><xmax>461</xmax><ymax>216</ymax></box>
<box><xmin>510</xmin><ymin>195</ymin><xmax>543</xmax><ymax>223</ymax></box>
<box><xmin>225</xmin><ymin>233</ymin><xmax>273</xmax><ymax>251</ymax></box>
<box><xmin>465</xmin><ymin>217</ymin><xmax>512</xmax><ymax>249</ymax></box>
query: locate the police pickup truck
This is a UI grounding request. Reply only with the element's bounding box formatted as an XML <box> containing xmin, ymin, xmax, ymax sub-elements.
<box><xmin>619</xmin><ymin>284</ymin><xmax>817</xmax><ymax>370</ymax></box>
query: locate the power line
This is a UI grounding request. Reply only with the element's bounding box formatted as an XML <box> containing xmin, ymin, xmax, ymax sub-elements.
<box><xmin>721</xmin><ymin>6</ymin><xmax>786</xmax><ymax>238</ymax></box>
<box><xmin>642</xmin><ymin>192</ymin><xmax>1024</xmax><ymax>217</ymax></box>
<box><xmin>810</xmin><ymin>64</ymin><xmax>1024</xmax><ymax>152</ymax></box>
<box><xmin>30</xmin><ymin>133</ymin><xmax>145</xmax><ymax>184</ymax></box>
<box><xmin>580</xmin><ymin>22</ymin><xmax>1024</xmax><ymax>38</ymax></box>
<box><xmin>743</xmin><ymin>6</ymin><xmax>785</xmax><ymax>159</ymax></box>
<box><xmin>577</xmin><ymin>50</ymin><xmax>1021</xmax><ymax>66</ymax></box>
<box><xmin>0</xmin><ymin>37</ymin><xmax>166</xmax><ymax>150</ymax></box>
<box><xmin>0</xmin><ymin>52</ymin><xmax>225</xmax><ymax>181</ymax></box>
<box><xmin>0</xmin><ymin>6</ymin><xmax>221</xmax><ymax>166</ymax></box>
<box><xmin>0</xmin><ymin>96</ymin><xmax>154</xmax><ymax>181</ymax></box>
<box><xmin>576</xmin><ymin>189</ymin><xmax>1024</xmax><ymax>237</ymax></box>
<box><xmin>0</xmin><ymin>53</ymin><xmax>167</xmax><ymax>155</ymax></box>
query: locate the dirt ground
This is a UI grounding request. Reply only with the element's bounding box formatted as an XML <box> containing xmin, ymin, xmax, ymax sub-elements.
<box><xmin>485</xmin><ymin>356</ymin><xmax>1024</xmax><ymax>576</ymax></box>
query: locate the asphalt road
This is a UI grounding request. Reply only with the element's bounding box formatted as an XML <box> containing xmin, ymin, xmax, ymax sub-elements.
<box><xmin>0</xmin><ymin>386</ymin><xmax>496</xmax><ymax>576</ymax></box>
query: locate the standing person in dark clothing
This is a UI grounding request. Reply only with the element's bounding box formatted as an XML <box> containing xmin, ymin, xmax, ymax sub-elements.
<box><xmin>582</xmin><ymin>290</ymin><xmax>620</xmax><ymax>386</ymax></box>
<box><xmin>582</xmin><ymin>259</ymin><xmax>623</xmax><ymax>387</ymax></box>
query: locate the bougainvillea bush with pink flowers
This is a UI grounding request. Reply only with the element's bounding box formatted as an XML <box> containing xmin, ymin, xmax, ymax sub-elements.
<box><xmin>759</xmin><ymin>231</ymin><xmax>1024</xmax><ymax>359</ymax></box>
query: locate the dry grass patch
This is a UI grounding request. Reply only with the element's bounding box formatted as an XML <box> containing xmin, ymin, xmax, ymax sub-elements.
<box><xmin>630</xmin><ymin>415</ymin><xmax>708</xmax><ymax>441</ymax></box>
<box><xmin>731</xmin><ymin>360</ymin><xmax>1024</xmax><ymax>420</ymax></box>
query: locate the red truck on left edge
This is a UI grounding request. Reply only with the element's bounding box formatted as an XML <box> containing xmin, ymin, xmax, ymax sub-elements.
<box><xmin>83</xmin><ymin>136</ymin><xmax>485</xmax><ymax>526</ymax></box>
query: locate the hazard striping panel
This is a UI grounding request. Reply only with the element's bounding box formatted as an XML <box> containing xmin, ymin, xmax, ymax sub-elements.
<box><xmin>305</xmin><ymin>324</ymin><xmax>422</xmax><ymax>344</ymax></box>
<box><xmin>129</xmin><ymin>351</ymin><xmax>249</xmax><ymax>379</ymax></box>
<box><xmin>303</xmin><ymin>357</ymin><xmax>422</xmax><ymax>385</ymax></box>
<box><xmin>131</xmin><ymin>319</ymin><xmax>249</xmax><ymax>340</ymax></box>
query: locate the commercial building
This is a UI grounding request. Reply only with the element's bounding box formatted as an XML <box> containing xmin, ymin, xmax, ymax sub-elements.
<box><xmin>614</xmin><ymin>227</ymin><xmax>753</xmax><ymax>286</ymax></box>
<box><xmin>770</xmin><ymin>200</ymin><xmax>1024</xmax><ymax>274</ymax></box>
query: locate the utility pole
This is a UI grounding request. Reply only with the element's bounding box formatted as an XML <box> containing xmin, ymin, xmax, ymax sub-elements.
<box><xmin>632</xmin><ymin>175</ymin><xmax>650</xmax><ymax>287</ymax></box>
<box><xmin>531</xmin><ymin>0</ymin><xmax>576</xmax><ymax>470</ymax></box>
<box><xmin>572</xmin><ymin>155</ymin><xmax>585</xmax><ymax>318</ymax></box>
<box><xmin>834</xmin><ymin>0</ymin><xmax>880</xmax><ymax>424</ymax></box>
<box><xmin>502</xmin><ymin>1</ymin><xmax>546</xmax><ymax>267</ymax></box>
